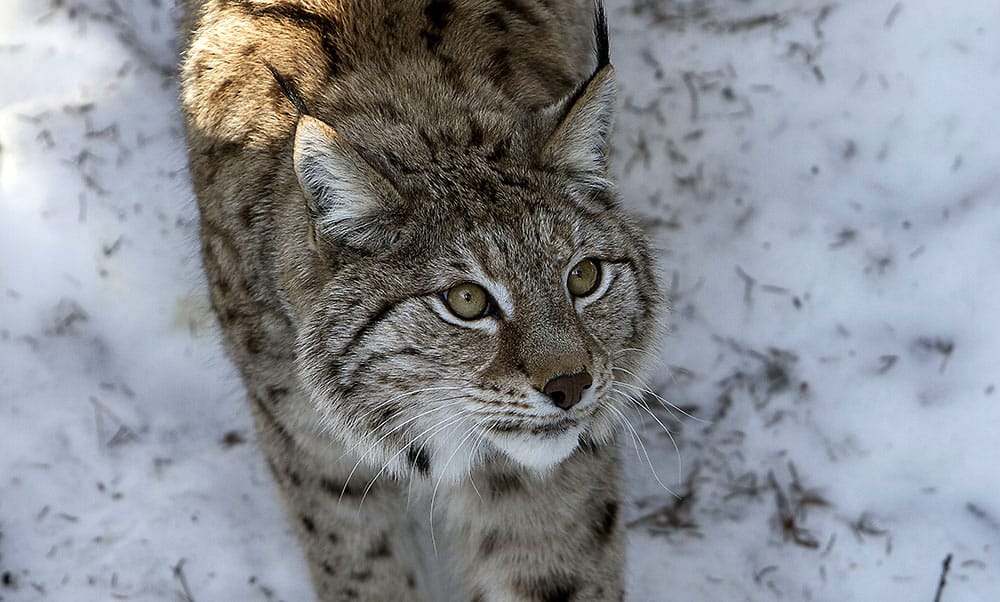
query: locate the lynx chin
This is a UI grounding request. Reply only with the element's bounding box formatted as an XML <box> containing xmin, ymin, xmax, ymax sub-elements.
<box><xmin>180</xmin><ymin>0</ymin><xmax>662</xmax><ymax>599</ymax></box>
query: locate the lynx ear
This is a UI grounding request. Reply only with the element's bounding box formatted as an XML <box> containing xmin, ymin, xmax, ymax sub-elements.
<box><xmin>293</xmin><ymin>115</ymin><xmax>403</xmax><ymax>252</ymax></box>
<box><xmin>540</xmin><ymin>65</ymin><xmax>616</xmax><ymax>181</ymax></box>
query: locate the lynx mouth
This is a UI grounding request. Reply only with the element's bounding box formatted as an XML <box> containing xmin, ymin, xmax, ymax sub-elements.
<box><xmin>528</xmin><ymin>417</ymin><xmax>579</xmax><ymax>437</ymax></box>
<box><xmin>481</xmin><ymin>416</ymin><xmax>580</xmax><ymax>437</ymax></box>
<box><xmin>481</xmin><ymin>420</ymin><xmax>585</xmax><ymax>472</ymax></box>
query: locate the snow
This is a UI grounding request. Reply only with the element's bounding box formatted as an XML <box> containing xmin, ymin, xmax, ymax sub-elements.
<box><xmin>1</xmin><ymin>0</ymin><xmax>998</xmax><ymax>600</ymax></box>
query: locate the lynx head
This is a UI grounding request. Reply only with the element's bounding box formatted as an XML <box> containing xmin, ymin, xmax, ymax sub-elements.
<box><xmin>288</xmin><ymin>3</ymin><xmax>661</xmax><ymax>481</ymax></box>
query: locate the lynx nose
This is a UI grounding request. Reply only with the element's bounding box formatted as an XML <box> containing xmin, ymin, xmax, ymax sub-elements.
<box><xmin>543</xmin><ymin>371</ymin><xmax>593</xmax><ymax>410</ymax></box>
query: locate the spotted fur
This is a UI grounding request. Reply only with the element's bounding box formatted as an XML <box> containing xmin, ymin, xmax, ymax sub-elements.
<box><xmin>180</xmin><ymin>0</ymin><xmax>660</xmax><ymax>600</ymax></box>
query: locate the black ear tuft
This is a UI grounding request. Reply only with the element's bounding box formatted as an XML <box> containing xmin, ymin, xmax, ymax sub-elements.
<box><xmin>537</xmin><ymin>1</ymin><xmax>616</xmax><ymax>180</ymax></box>
<box><xmin>593</xmin><ymin>0</ymin><xmax>610</xmax><ymax>71</ymax></box>
<box><xmin>266</xmin><ymin>63</ymin><xmax>311</xmax><ymax>116</ymax></box>
<box><xmin>553</xmin><ymin>0</ymin><xmax>612</xmax><ymax>122</ymax></box>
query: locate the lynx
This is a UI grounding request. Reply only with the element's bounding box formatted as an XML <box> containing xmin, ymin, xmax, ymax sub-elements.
<box><xmin>179</xmin><ymin>0</ymin><xmax>661</xmax><ymax>600</ymax></box>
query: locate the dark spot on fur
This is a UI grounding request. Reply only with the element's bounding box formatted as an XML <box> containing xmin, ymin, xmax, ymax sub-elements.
<box><xmin>328</xmin><ymin>531</ymin><xmax>340</xmax><ymax>544</ymax></box>
<box><xmin>484</xmin><ymin>10</ymin><xmax>508</xmax><ymax>32</ymax></box>
<box><xmin>440</xmin><ymin>54</ymin><xmax>469</xmax><ymax>93</ymax></box>
<box><xmin>193</xmin><ymin>59</ymin><xmax>211</xmax><ymax>80</ymax></box>
<box><xmin>288</xmin><ymin>471</ymin><xmax>303</xmax><ymax>487</ymax></box>
<box><xmin>321</xmin><ymin>561</ymin><xmax>336</xmax><ymax>576</ymax></box>
<box><xmin>479</xmin><ymin>529</ymin><xmax>501</xmax><ymax>557</ymax></box>
<box><xmin>487</xmin><ymin>471</ymin><xmax>522</xmax><ymax>497</ymax></box>
<box><xmin>335</xmin><ymin>379</ymin><xmax>363</xmax><ymax>400</ymax></box>
<box><xmin>515</xmin><ymin>576</ymin><xmax>579</xmax><ymax>602</ymax></box>
<box><xmin>467</xmin><ymin>117</ymin><xmax>486</xmax><ymax>147</ymax></box>
<box><xmin>480</xmin><ymin>179</ymin><xmax>501</xmax><ymax>203</ymax></box>
<box><xmin>198</xmin><ymin>140</ymin><xmax>241</xmax><ymax>186</ymax></box>
<box><xmin>407</xmin><ymin>572</ymin><xmax>417</xmax><ymax>589</ymax></box>
<box><xmin>498</xmin><ymin>170</ymin><xmax>531</xmax><ymax>189</ymax></box>
<box><xmin>350</xmin><ymin>569</ymin><xmax>372</xmax><ymax>581</ymax></box>
<box><xmin>366</xmin><ymin>532</ymin><xmax>392</xmax><ymax>558</ymax></box>
<box><xmin>265</xmin><ymin>385</ymin><xmax>289</xmax><ymax>404</ymax></box>
<box><xmin>407</xmin><ymin>444</ymin><xmax>432</xmax><ymax>476</ymax></box>
<box><xmin>340</xmin><ymin>587</ymin><xmax>360</xmax><ymax>599</ymax></box>
<box><xmin>204</xmin><ymin>139</ymin><xmax>240</xmax><ymax>160</ymax></box>
<box><xmin>490</xmin><ymin>47</ymin><xmax>512</xmax><ymax>84</ymax></box>
<box><xmin>487</xmin><ymin>137</ymin><xmax>510</xmax><ymax>163</ymax></box>
<box><xmin>231</xmin><ymin>1</ymin><xmax>342</xmax><ymax>75</ymax></box>
<box><xmin>470</xmin><ymin>592</ymin><xmax>486</xmax><ymax>602</ymax></box>
<box><xmin>499</xmin><ymin>0</ymin><xmax>544</xmax><ymax>26</ymax></box>
<box><xmin>301</xmin><ymin>515</ymin><xmax>316</xmax><ymax>533</ymax></box>
<box><xmin>382</xmin><ymin>10</ymin><xmax>404</xmax><ymax>45</ymax></box>
<box><xmin>320</xmin><ymin>476</ymin><xmax>357</xmax><ymax>498</ymax></box>
<box><xmin>211</xmin><ymin>274</ymin><xmax>230</xmax><ymax>295</ymax></box>
<box><xmin>421</xmin><ymin>0</ymin><xmax>453</xmax><ymax>50</ymax></box>
<box><xmin>240</xmin><ymin>42</ymin><xmax>259</xmax><ymax>57</ymax></box>
<box><xmin>594</xmin><ymin>500</ymin><xmax>619</xmax><ymax>545</ymax></box>
<box><xmin>245</xmin><ymin>331</ymin><xmax>264</xmax><ymax>354</ymax></box>
<box><xmin>209</xmin><ymin>77</ymin><xmax>236</xmax><ymax>106</ymax></box>
<box><xmin>398</xmin><ymin>346</ymin><xmax>421</xmax><ymax>356</ymax></box>
<box><xmin>438</xmin><ymin>127</ymin><xmax>458</xmax><ymax>147</ymax></box>
<box><xmin>425</xmin><ymin>0</ymin><xmax>453</xmax><ymax>29</ymax></box>
<box><xmin>239</xmin><ymin>204</ymin><xmax>254</xmax><ymax>229</ymax></box>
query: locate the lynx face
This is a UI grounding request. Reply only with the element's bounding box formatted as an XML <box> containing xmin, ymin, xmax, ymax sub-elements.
<box><xmin>291</xmin><ymin>63</ymin><xmax>660</xmax><ymax>480</ymax></box>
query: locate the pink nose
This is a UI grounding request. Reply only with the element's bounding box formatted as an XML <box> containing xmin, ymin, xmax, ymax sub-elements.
<box><xmin>542</xmin><ymin>371</ymin><xmax>593</xmax><ymax>410</ymax></box>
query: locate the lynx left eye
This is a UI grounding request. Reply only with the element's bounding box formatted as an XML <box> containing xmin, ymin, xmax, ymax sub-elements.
<box><xmin>444</xmin><ymin>282</ymin><xmax>491</xmax><ymax>320</ymax></box>
<box><xmin>567</xmin><ymin>259</ymin><xmax>601</xmax><ymax>297</ymax></box>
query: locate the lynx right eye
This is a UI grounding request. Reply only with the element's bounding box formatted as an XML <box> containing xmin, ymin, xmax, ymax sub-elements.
<box><xmin>567</xmin><ymin>258</ymin><xmax>601</xmax><ymax>298</ymax></box>
<box><xmin>444</xmin><ymin>282</ymin><xmax>491</xmax><ymax>320</ymax></box>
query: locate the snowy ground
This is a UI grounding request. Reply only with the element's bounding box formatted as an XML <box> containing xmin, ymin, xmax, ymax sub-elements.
<box><xmin>1</xmin><ymin>0</ymin><xmax>998</xmax><ymax>600</ymax></box>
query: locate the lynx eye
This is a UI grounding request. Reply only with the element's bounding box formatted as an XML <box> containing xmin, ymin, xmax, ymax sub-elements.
<box><xmin>567</xmin><ymin>258</ymin><xmax>601</xmax><ymax>298</ymax></box>
<box><xmin>444</xmin><ymin>282</ymin><xmax>491</xmax><ymax>320</ymax></box>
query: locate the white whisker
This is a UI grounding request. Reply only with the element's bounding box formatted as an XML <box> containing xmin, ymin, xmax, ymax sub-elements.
<box><xmin>614</xmin><ymin>387</ymin><xmax>683</xmax><ymax>483</ymax></box>
<box><xmin>611</xmin><ymin>368</ymin><xmax>709</xmax><ymax>425</ymax></box>
<box><xmin>430</xmin><ymin>425</ymin><xmax>479</xmax><ymax>556</ymax></box>
<box><xmin>611</xmin><ymin>390</ymin><xmax>680</xmax><ymax>498</ymax></box>
<box><xmin>606</xmin><ymin>404</ymin><xmax>644</xmax><ymax>465</ymax></box>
